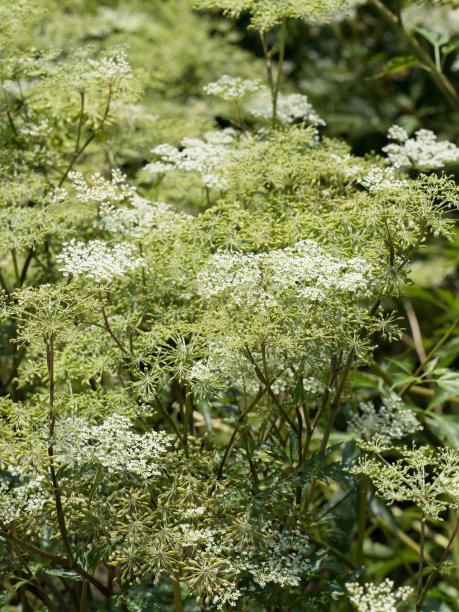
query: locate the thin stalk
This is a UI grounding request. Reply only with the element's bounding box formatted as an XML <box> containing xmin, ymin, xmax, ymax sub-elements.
<box><xmin>244</xmin><ymin>345</ymin><xmax>298</xmax><ymax>432</ymax></box>
<box><xmin>241</xmin><ymin>425</ymin><xmax>259</xmax><ymax>491</ymax></box>
<box><xmin>319</xmin><ymin>350</ymin><xmax>354</xmax><ymax>453</ymax></box>
<box><xmin>301</xmin><ymin>351</ymin><xmax>354</xmax><ymax>513</ymax></box>
<box><xmin>356</xmin><ymin>477</ymin><xmax>369</xmax><ymax>566</ymax></box>
<box><xmin>416</xmin><ymin>516</ymin><xmax>426</xmax><ymax>610</ymax></box>
<box><xmin>272</xmin><ymin>19</ymin><xmax>287</xmax><ymax>125</ymax></box>
<box><xmin>44</xmin><ymin>336</ymin><xmax>111</xmax><ymax>600</ymax></box>
<box><xmin>185</xmin><ymin>385</ymin><xmax>194</xmax><ymax>437</ymax></box>
<box><xmin>369</xmin><ymin>0</ymin><xmax>459</xmax><ymax>110</ymax></box>
<box><xmin>176</xmin><ymin>382</ymin><xmax>188</xmax><ymax>457</ymax></box>
<box><xmin>101</xmin><ymin>304</ymin><xmax>130</xmax><ymax>356</ymax></box>
<box><xmin>45</xmin><ymin>335</ymin><xmax>74</xmax><ymax>564</ymax></box>
<box><xmin>172</xmin><ymin>576</ymin><xmax>184</xmax><ymax>612</ymax></box>
<box><xmin>156</xmin><ymin>396</ymin><xmax>185</xmax><ymax>445</ymax></box>
<box><xmin>260</xmin><ymin>32</ymin><xmax>276</xmax><ymax>117</ymax></box>
<box><xmin>0</xmin><ymin>524</ymin><xmax>110</xmax><ymax>598</ymax></box>
<box><xmin>11</xmin><ymin>249</ymin><xmax>20</xmax><ymax>284</ymax></box>
<box><xmin>79</xmin><ymin>582</ymin><xmax>88</xmax><ymax>612</ymax></box>
<box><xmin>58</xmin><ymin>84</ymin><xmax>112</xmax><ymax>187</ymax></box>
<box><xmin>216</xmin><ymin>386</ymin><xmax>267</xmax><ymax>479</ymax></box>
<box><xmin>74</xmin><ymin>91</ymin><xmax>85</xmax><ymax>154</ymax></box>
<box><xmin>417</xmin><ymin>518</ymin><xmax>459</xmax><ymax>610</ymax></box>
<box><xmin>316</xmin><ymin>489</ymin><xmax>353</xmax><ymax>522</ymax></box>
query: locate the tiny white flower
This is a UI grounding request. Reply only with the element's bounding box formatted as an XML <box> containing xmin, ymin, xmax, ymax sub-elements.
<box><xmin>346</xmin><ymin>578</ymin><xmax>413</xmax><ymax>612</ymax></box>
<box><xmin>56</xmin><ymin>239</ymin><xmax>145</xmax><ymax>283</ymax></box>
<box><xmin>250</xmin><ymin>90</ymin><xmax>325</xmax><ymax>126</ymax></box>
<box><xmin>383</xmin><ymin>126</ymin><xmax>459</xmax><ymax>170</ymax></box>
<box><xmin>204</xmin><ymin>75</ymin><xmax>261</xmax><ymax>101</ymax></box>
<box><xmin>359</xmin><ymin>167</ymin><xmax>407</xmax><ymax>192</ymax></box>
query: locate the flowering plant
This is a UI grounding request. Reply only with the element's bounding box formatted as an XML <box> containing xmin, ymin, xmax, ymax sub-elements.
<box><xmin>0</xmin><ymin>0</ymin><xmax>458</xmax><ymax>610</ymax></box>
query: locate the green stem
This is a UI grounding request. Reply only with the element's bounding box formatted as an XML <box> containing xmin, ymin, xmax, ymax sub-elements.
<box><xmin>216</xmin><ymin>386</ymin><xmax>268</xmax><ymax>479</ymax></box>
<box><xmin>416</xmin><ymin>515</ymin><xmax>426</xmax><ymax>610</ymax></box>
<box><xmin>356</xmin><ymin>477</ymin><xmax>369</xmax><ymax>566</ymax></box>
<box><xmin>272</xmin><ymin>19</ymin><xmax>287</xmax><ymax>126</ymax></box>
<box><xmin>369</xmin><ymin>0</ymin><xmax>459</xmax><ymax>110</ymax></box>
<box><xmin>11</xmin><ymin>249</ymin><xmax>20</xmax><ymax>284</ymax></box>
<box><xmin>244</xmin><ymin>345</ymin><xmax>298</xmax><ymax>432</ymax></box>
<box><xmin>177</xmin><ymin>382</ymin><xmax>189</xmax><ymax>457</ymax></box>
<box><xmin>101</xmin><ymin>304</ymin><xmax>130</xmax><ymax>356</ymax></box>
<box><xmin>172</xmin><ymin>576</ymin><xmax>184</xmax><ymax>612</ymax></box>
<box><xmin>79</xmin><ymin>582</ymin><xmax>88</xmax><ymax>612</ymax></box>
<box><xmin>417</xmin><ymin>518</ymin><xmax>459</xmax><ymax>610</ymax></box>
<box><xmin>45</xmin><ymin>335</ymin><xmax>74</xmax><ymax>564</ymax></box>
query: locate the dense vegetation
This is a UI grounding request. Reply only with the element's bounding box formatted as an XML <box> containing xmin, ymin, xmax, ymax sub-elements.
<box><xmin>0</xmin><ymin>1</ymin><xmax>458</xmax><ymax>610</ymax></box>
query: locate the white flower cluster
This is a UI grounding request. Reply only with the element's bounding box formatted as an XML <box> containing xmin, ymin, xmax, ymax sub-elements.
<box><xmin>244</xmin><ymin>528</ymin><xmax>312</xmax><ymax>588</ymax></box>
<box><xmin>147</xmin><ymin>129</ymin><xmax>237</xmax><ymax>189</ymax></box>
<box><xmin>19</xmin><ymin>119</ymin><xmax>51</xmax><ymax>139</ymax></box>
<box><xmin>99</xmin><ymin>195</ymin><xmax>185</xmax><ymax>238</ymax></box>
<box><xmin>182</xmin><ymin>505</ymin><xmax>207</xmax><ymax>519</ymax></box>
<box><xmin>88</xmin><ymin>50</ymin><xmax>132</xmax><ymax>83</ymax></box>
<box><xmin>211</xmin><ymin>584</ymin><xmax>241</xmax><ymax>609</ymax></box>
<box><xmin>56</xmin><ymin>239</ymin><xmax>145</xmax><ymax>283</ymax></box>
<box><xmin>348</xmin><ymin>394</ymin><xmax>421</xmax><ymax>449</ymax></box>
<box><xmin>346</xmin><ymin>579</ymin><xmax>413</xmax><ymax>612</ymax></box>
<box><xmin>197</xmin><ymin>240</ymin><xmax>371</xmax><ymax>307</ymax></box>
<box><xmin>359</xmin><ymin>167</ymin><xmax>407</xmax><ymax>192</ymax></box>
<box><xmin>68</xmin><ymin>169</ymin><xmax>136</xmax><ymax>208</ymax></box>
<box><xmin>383</xmin><ymin>125</ymin><xmax>459</xmax><ymax>170</ymax></box>
<box><xmin>0</xmin><ymin>477</ymin><xmax>48</xmax><ymax>525</ymax></box>
<box><xmin>249</xmin><ymin>91</ymin><xmax>325</xmax><ymax>126</ymax></box>
<box><xmin>56</xmin><ymin>414</ymin><xmax>172</xmax><ymax>478</ymax></box>
<box><xmin>204</xmin><ymin>75</ymin><xmax>261</xmax><ymax>101</ymax></box>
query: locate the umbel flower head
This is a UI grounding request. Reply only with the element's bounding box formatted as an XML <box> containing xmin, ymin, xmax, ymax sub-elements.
<box><xmin>348</xmin><ymin>393</ymin><xmax>421</xmax><ymax>450</ymax></box>
<box><xmin>349</xmin><ymin>446</ymin><xmax>459</xmax><ymax>519</ymax></box>
<box><xmin>204</xmin><ymin>75</ymin><xmax>261</xmax><ymax>100</ymax></box>
<box><xmin>56</xmin><ymin>239</ymin><xmax>145</xmax><ymax>283</ymax></box>
<box><xmin>193</xmin><ymin>0</ymin><xmax>354</xmax><ymax>30</ymax></box>
<box><xmin>383</xmin><ymin>125</ymin><xmax>459</xmax><ymax>170</ymax></box>
<box><xmin>249</xmin><ymin>90</ymin><xmax>325</xmax><ymax>126</ymax></box>
<box><xmin>147</xmin><ymin>130</ymin><xmax>237</xmax><ymax>189</ymax></box>
<box><xmin>98</xmin><ymin>196</ymin><xmax>188</xmax><ymax>238</ymax></box>
<box><xmin>0</xmin><ymin>477</ymin><xmax>49</xmax><ymax>525</ymax></box>
<box><xmin>359</xmin><ymin>167</ymin><xmax>407</xmax><ymax>192</ymax></box>
<box><xmin>197</xmin><ymin>239</ymin><xmax>371</xmax><ymax>306</ymax></box>
<box><xmin>68</xmin><ymin>168</ymin><xmax>136</xmax><ymax>208</ymax></box>
<box><xmin>56</xmin><ymin>414</ymin><xmax>172</xmax><ymax>478</ymax></box>
<box><xmin>346</xmin><ymin>579</ymin><xmax>413</xmax><ymax>612</ymax></box>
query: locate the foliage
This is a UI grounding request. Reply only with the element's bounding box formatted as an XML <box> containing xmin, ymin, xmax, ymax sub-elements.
<box><xmin>0</xmin><ymin>0</ymin><xmax>458</xmax><ymax>611</ymax></box>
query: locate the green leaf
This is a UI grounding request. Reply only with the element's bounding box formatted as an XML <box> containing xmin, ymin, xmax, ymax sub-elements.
<box><xmin>416</xmin><ymin>28</ymin><xmax>451</xmax><ymax>48</ymax></box>
<box><xmin>375</xmin><ymin>55</ymin><xmax>421</xmax><ymax>79</ymax></box>
<box><xmin>428</xmin><ymin>369</ymin><xmax>459</xmax><ymax>407</ymax></box>
<box><xmin>43</xmin><ymin>568</ymin><xmax>84</xmax><ymax>581</ymax></box>
<box><xmin>426</xmin><ymin>413</ymin><xmax>459</xmax><ymax>447</ymax></box>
